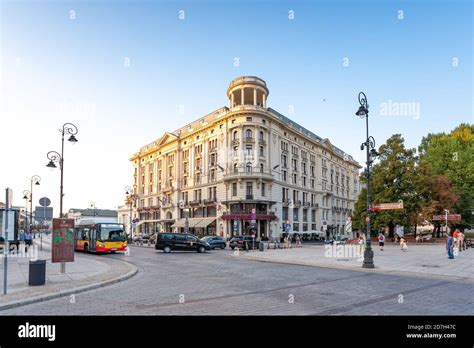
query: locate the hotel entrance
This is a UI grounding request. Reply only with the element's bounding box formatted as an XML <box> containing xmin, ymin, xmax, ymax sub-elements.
<box><xmin>222</xmin><ymin>202</ymin><xmax>276</xmax><ymax>240</ymax></box>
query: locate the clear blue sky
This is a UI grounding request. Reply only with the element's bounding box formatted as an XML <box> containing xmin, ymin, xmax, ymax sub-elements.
<box><xmin>1</xmin><ymin>0</ymin><xmax>472</xmax><ymax>213</ymax></box>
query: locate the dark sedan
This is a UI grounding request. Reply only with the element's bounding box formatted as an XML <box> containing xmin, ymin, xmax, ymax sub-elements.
<box><xmin>201</xmin><ymin>236</ymin><xmax>227</xmax><ymax>249</ymax></box>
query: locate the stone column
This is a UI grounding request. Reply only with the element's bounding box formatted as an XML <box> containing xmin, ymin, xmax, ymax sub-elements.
<box><xmin>241</xmin><ymin>87</ymin><xmax>245</xmax><ymax>105</ymax></box>
<box><xmin>263</xmin><ymin>93</ymin><xmax>266</xmax><ymax>108</ymax></box>
<box><xmin>231</xmin><ymin>92</ymin><xmax>234</xmax><ymax>108</ymax></box>
<box><xmin>254</xmin><ymin>88</ymin><xmax>257</xmax><ymax>106</ymax></box>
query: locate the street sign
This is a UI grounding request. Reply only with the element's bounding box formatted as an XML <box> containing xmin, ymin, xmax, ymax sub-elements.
<box><xmin>233</xmin><ymin>220</ymin><xmax>238</xmax><ymax>232</ymax></box>
<box><xmin>432</xmin><ymin>214</ymin><xmax>461</xmax><ymax>221</ymax></box>
<box><xmin>370</xmin><ymin>202</ymin><xmax>404</xmax><ymax>211</ymax></box>
<box><xmin>365</xmin><ymin>216</ymin><xmax>370</xmax><ymax>222</ymax></box>
<box><xmin>52</xmin><ymin>218</ymin><xmax>75</xmax><ymax>263</ymax></box>
<box><xmin>39</xmin><ymin>197</ymin><xmax>51</xmax><ymax>207</ymax></box>
<box><xmin>35</xmin><ymin>206</ymin><xmax>53</xmax><ymax>222</ymax></box>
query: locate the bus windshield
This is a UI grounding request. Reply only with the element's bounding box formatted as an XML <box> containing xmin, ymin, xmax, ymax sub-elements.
<box><xmin>99</xmin><ymin>224</ymin><xmax>126</xmax><ymax>242</ymax></box>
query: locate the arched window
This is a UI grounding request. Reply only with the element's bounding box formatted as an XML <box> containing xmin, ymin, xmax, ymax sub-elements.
<box><xmin>259</xmin><ymin>131</ymin><xmax>264</xmax><ymax>140</ymax></box>
<box><xmin>233</xmin><ymin>163</ymin><xmax>238</xmax><ymax>173</ymax></box>
<box><xmin>246</xmin><ymin>162</ymin><xmax>252</xmax><ymax>173</ymax></box>
<box><xmin>233</xmin><ymin>130</ymin><xmax>239</xmax><ymax>140</ymax></box>
<box><xmin>245</xmin><ymin>129</ymin><xmax>252</xmax><ymax>139</ymax></box>
<box><xmin>260</xmin><ymin>163</ymin><xmax>264</xmax><ymax>173</ymax></box>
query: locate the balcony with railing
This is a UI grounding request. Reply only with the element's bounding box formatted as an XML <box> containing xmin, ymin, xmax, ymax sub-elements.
<box><xmin>244</xmin><ymin>136</ymin><xmax>255</xmax><ymax>144</ymax></box>
<box><xmin>223</xmin><ymin>165</ymin><xmax>274</xmax><ymax>181</ymax></box>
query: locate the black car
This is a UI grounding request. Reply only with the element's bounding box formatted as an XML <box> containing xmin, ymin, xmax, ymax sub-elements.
<box><xmin>155</xmin><ymin>232</ymin><xmax>211</xmax><ymax>253</ymax></box>
<box><xmin>229</xmin><ymin>235</ymin><xmax>259</xmax><ymax>250</ymax></box>
<box><xmin>201</xmin><ymin>236</ymin><xmax>226</xmax><ymax>249</ymax></box>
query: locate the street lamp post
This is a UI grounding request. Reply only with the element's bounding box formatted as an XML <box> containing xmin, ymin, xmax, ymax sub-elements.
<box><xmin>29</xmin><ymin>175</ymin><xmax>41</xmax><ymax>236</ymax></box>
<box><xmin>46</xmin><ymin>122</ymin><xmax>78</xmax><ymax>274</ymax></box>
<box><xmin>444</xmin><ymin>209</ymin><xmax>449</xmax><ymax>236</ymax></box>
<box><xmin>125</xmin><ymin>186</ymin><xmax>138</xmax><ymax>241</ymax></box>
<box><xmin>91</xmin><ymin>202</ymin><xmax>97</xmax><ymax>217</ymax></box>
<box><xmin>355</xmin><ymin>92</ymin><xmax>379</xmax><ymax>269</ymax></box>
<box><xmin>22</xmin><ymin>190</ymin><xmax>31</xmax><ymax>233</ymax></box>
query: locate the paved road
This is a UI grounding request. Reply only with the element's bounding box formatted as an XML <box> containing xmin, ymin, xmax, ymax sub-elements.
<box><xmin>1</xmin><ymin>246</ymin><xmax>472</xmax><ymax>315</ymax></box>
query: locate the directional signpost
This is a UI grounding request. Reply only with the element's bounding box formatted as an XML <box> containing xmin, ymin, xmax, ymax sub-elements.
<box><xmin>370</xmin><ymin>202</ymin><xmax>404</xmax><ymax>211</ymax></box>
<box><xmin>432</xmin><ymin>214</ymin><xmax>461</xmax><ymax>221</ymax></box>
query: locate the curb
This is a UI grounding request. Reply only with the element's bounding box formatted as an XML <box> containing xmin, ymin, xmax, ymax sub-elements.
<box><xmin>235</xmin><ymin>253</ymin><xmax>474</xmax><ymax>283</ymax></box>
<box><xmin>0</xmin><ymin>261</ymin><xmax>138</xmax><ymax>311</ymax></box>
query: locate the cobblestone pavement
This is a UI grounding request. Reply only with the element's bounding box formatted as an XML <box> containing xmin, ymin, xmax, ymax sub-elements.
<box><xmin>1</xmin><ymin>246</ymin><xmax>472</xmax><ymax>315</ymax></box>
<box><xmin>238</xmin><ymin>244</ymin><xmax>474</xmax><ymax>281</ymax></box>
<box><xmin>0</xmin><ymin>235</ymin><xmax>136</xmax><ymax>309</ymax></box>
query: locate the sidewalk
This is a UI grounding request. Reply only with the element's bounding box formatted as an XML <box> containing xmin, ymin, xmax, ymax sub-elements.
<box><xmin>0</xmin><ymin>235</ymin><xmax>137</xmax><ymax>311</ymax></box>
<box><xmin>237</xmin><ymin>243</ymin><xmax>474</xmax><ymax>282</ymax></box>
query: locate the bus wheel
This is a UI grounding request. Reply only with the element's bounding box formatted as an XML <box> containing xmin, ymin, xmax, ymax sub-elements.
<box><xmin>163</xmin><ymin>246</ymin><xmax>171</xmax><ymax>253</ymax></box>
<box><xmin>84</xmin><ymin>244</ymin><xmax>88</xmax><ymax>253</ymax></box>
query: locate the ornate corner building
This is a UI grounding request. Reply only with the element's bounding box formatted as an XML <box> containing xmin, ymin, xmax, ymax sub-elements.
<box><xmin>130</xmin><ymin>76</ymin><xmax>361</xmax><ymax>240</ymax></box>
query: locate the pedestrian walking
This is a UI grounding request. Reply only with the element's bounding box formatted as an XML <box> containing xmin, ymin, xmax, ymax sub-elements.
<box><xmin>461</xmin><ymin>230</ymin><xmax>466</xmax><ymax>251</ymax></box>
<box><xmin>400</xmin><ymin>237</ymin><xmax>408</xmax><ymax>252</ymax></box>
<box><xmin>24</xmin><ymin>231</ymin><xmax>32</xmax><ymax>251</ymax></box>
<box><xmin>446</xmin><ymin>232</ymin><xmax>454</xmax><ymax>259</ymax></box>
<box><xmin>378</xmin><ymin>232</ymin><xmax>385</xmax><ymax>251</ymax></box>
<box><xmin>453</xmin><ymin>228</ymin><xmax>459</xmax><ymax>249</ymax></box>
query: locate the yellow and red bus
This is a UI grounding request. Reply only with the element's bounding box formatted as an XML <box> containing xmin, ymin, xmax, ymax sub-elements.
<box><xmin>74</xmin><ymin>221</ymin><xmax>128</xmax><ymax>253</ymax></box>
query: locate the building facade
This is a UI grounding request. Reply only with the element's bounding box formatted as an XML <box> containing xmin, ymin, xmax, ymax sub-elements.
<box><xmin>130</xmin><ymin>76</ymin><xmax>361</xmax><ymax>240</ymax></box>
<box><xmin>67</xmin><ymin>208</ymin><xmax>118</xmax><ymax>224</ymax></box>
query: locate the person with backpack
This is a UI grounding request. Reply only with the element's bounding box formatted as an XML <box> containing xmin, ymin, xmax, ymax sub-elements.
<box><xmin>378</xmin><ymin>232</ymin><xmax>385</xmax><ymax>251</ymax></box>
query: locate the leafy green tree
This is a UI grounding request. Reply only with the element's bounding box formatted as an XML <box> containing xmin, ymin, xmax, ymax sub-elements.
<box><xmin>352</xmin><ymin>134</ymin><xmax>424</xmax><ymax>235</ymax></box>
<box><xmin>418</xmin><ymin>124</ymin><xmax>474</xmax><ymax>227</ymax></box>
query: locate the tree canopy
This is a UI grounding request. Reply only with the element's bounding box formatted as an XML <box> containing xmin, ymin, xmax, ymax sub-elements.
<box><xmin>352</xmin><ymin>123</ymin><xmax>473</xmax><ymax>232</ymax></box>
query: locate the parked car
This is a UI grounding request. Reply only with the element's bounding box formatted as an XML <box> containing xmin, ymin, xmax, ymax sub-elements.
<box><xmin>155</xmin><ymin>232</ymin><xmax>211</xmax><ymax>253</ymax></box>
<box><xmin>229</xmin><ymin>235</ymin><xmax>259</xmax><ymax>250</ymax></box>
<box><xmin>201</xmin><ymin>236</ymin><xmax>226</xmax><ymax>249</ymax></box>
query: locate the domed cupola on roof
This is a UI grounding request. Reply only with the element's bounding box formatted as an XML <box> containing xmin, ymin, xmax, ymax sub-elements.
<box><xmin>226</xmin><ymin>76</ymin><xmax>269</xmax><ymax>109</ymax></box>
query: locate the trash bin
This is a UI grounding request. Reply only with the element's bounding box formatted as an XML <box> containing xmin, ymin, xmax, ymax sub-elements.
<box><xmin>259</xmin><ymin>241</ymin><xmax>264</xmax><ymax>251</ymax></box>
<box><xmin>29</xmin><ymin>260</ymin><xmax>46</xmax><ymax>286</ymax></box>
